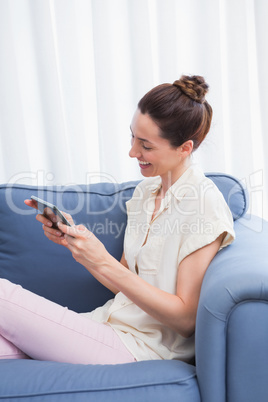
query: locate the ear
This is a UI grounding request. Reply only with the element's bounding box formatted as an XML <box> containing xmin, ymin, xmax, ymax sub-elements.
<box><xmin>178</xmin><ymin>140</ymin><xmax>193</xmax><ymax>157</ymax></box>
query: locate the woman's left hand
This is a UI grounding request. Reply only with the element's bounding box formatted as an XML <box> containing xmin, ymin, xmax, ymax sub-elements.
<box><xmin>58</xmin><ymin>222</ymin><xmax>111</xmax><ymax>272</ymax></box>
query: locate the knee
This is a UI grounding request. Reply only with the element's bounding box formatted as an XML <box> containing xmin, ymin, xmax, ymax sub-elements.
<box><xmin>0</xmin><ymin>278</ymin><xmax>20</xmax><ymax>298</ymax></box>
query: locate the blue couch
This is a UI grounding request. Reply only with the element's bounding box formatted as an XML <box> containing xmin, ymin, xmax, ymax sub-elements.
<box><xmin>0</xmin><ymin>173</ymin><xmax>267</xmax><ymax>401</ymax></box>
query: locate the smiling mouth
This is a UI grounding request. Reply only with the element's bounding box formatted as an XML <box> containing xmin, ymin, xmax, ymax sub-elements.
<box><xmin>138</xmin><ymin>160</ymin><xmax>151</xmax><ymax>165</ymax></box>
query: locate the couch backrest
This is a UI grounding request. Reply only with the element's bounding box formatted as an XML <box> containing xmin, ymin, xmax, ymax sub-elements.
<box><xmin>0</xmin><ymin>174</ymin><xmax>248</xmax><ymax>312</ymax></box>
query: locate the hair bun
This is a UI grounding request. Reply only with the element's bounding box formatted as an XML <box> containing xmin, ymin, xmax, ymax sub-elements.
<box><xmin>173</xmin><ymin>75</ymin><xmax>209</xmax><ymax>103</ymax></box>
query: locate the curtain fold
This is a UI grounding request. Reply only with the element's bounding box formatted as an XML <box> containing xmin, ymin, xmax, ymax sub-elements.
<box><xmin>0</xmin><ymin>0</ymin><xmax>267</xmax><ymax>219</ymax></box>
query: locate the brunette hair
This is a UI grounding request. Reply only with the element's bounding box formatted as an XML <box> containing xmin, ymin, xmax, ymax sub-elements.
<box><xmin>138</xmin><ymin>75</ymin><xmax>213</xmax><ymax>151</ymax></box>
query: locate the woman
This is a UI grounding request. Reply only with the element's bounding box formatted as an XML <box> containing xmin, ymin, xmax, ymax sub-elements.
<box><xmin>0</xmin><ymin>75</ymin><xmax>235</xmax><ymax>364</ymax></box>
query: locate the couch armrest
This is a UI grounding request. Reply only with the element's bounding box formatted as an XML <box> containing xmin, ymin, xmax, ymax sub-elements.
<box><xmin>195</xmin><ymin>215</ymin><xmax>268</xmax><ymax>402</ymax></box>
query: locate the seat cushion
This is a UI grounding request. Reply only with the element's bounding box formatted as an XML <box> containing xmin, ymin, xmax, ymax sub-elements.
<box><xmin>0</xmin><ymin>359</ymin><xmax>200</xmax><ymax>402</ymax></box>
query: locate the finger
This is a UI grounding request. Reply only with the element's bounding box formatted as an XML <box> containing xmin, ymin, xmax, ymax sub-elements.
<box><xmin>43</xmin><ymin>224</ymin><xmax>64</xmax><ymax>238</ymax></box>
<box><xmin>58</xmin><ymin>222</ymin><xmax>89</xmax><ymax>238</ymax></box>
<box><xmin>63</xmin><ymin>233</ymin><xmax>77</xmax><ymax>246</ymax></box>
<box><xmin>44</xmin><ymin>228</ymin><xmax>68</xmax><ymax>247</ymax></box>
<box><xmin>24</xmin><ymin>199</ymin><xmax>38</xmax><ymax>210</ymax></box>
<box><xmin>61</xmin><ymin>212</ymin><xmax>75</xmax><ymax>226</ymax></box>
<box><xmin>36</xmin><ymin>213</ymin><xmax>53</xmax><ymax>228</ymax></box>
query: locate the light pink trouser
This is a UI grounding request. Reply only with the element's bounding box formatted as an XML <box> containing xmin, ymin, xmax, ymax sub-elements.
<box><xmin>0</xmin><ymin>279</ymin><xmax>135</xmax><ymax>364</ymax></box>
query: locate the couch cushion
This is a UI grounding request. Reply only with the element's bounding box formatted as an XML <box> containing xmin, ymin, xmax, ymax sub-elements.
<box><xmin>0</xmin><ymin>359</ymin><xmax>200</xmax><ymax>402</ymax></box>
<box><xmin>0</xmin><ymin>174</ymin><xmax>247</xmax><ymax>313</ymax></box>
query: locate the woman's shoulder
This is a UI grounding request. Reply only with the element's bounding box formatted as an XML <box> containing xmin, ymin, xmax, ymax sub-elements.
<box><xmin>187</xmin><ymin>165</ymin><xmax>225</xmax><ymax>200</ymax></box>
<box><xmin>176</xmin><ymin>164</ymin><xmax>232</xmax><ymax>218</ymax></box>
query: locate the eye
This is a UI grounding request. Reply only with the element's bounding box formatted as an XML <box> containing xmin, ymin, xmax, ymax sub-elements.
<box><xmin>142</xmin><ymin>144</ymin><xmax>152</xmax><ymax>151</ymax></box>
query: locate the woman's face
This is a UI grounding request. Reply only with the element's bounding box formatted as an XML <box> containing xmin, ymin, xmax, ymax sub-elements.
<box><xmin>129</xmin><ymin>109</ymin><xmax>188</xmax><ymax>183</ymax></box>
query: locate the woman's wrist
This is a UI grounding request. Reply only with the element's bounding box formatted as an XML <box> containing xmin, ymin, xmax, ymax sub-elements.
<box><xmin>98</xmin><ymin>254</ymin><xmax>130</xmax><ymax>288</ymax></box>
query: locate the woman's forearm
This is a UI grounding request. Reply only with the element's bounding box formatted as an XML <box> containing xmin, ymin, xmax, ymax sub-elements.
<box><xmin>96</xmin><ymin>255</ymin><xmax>194</xmax><ymax>338</ymax></box>
<box><xmin>83</xmin><ymin>253</ymin><xmax>130</xmax><ymax>295</ymax></box>
<box><xmin>85</xmin><ymin>265</ymin><xmax>120</xmax><ymax>295</ymax></box>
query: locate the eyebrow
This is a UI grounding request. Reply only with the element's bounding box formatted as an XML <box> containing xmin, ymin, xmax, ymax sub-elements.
<box><xmin>130</xmin><ymin>126</ymin><xmax>154</xmax><ymax>144</ymax></box>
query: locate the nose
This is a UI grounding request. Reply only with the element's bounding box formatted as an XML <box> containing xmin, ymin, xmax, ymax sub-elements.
<box><xmin>129</xmin><ymin>139</ymin><xmax>141</xmax><ymax>159</ymax></box>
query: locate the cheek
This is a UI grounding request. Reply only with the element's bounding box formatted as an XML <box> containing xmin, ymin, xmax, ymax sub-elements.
<box><xmin>160</xmin><ymin>153</ymin><xmax>179</xmax><ymax>167</ymax></box>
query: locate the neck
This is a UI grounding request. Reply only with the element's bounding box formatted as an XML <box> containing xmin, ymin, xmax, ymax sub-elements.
<box><xmin>160</xmin><ymin>160</ymin><xmax>191</xmax><ymax>195</ymax></box>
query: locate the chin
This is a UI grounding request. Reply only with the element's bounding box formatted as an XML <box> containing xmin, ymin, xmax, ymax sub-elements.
<box><xmin>140</xmin><ymin>169</ymin><xmax>157</xmax><ymax>178</ymax></box>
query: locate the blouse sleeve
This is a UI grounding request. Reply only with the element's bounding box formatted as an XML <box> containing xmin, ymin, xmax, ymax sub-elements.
<box><xmin>177</xmin><ymin>185</ymin><xmax>235</xmax><ymax>266</ymax></box>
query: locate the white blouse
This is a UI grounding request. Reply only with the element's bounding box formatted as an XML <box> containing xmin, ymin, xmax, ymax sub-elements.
<box><xmin>83</xmin><ymin>165</ymin><xmax>235</xmax><ymax>362</ymax></box>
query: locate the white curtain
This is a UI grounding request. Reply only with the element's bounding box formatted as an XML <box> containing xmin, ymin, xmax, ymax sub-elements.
<box><xmin>0</xmin><ymin>0</ymin><xmax>267</xmax><ymax>220</ymax></box>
